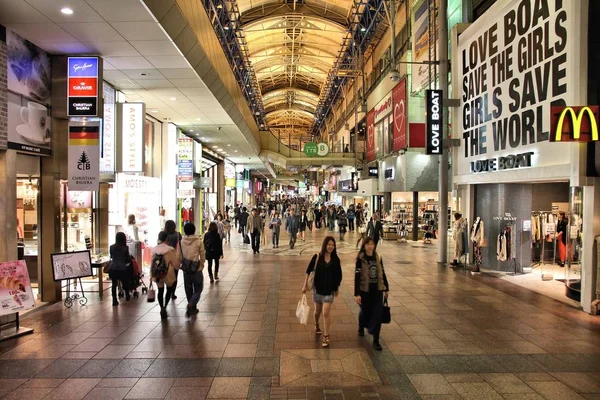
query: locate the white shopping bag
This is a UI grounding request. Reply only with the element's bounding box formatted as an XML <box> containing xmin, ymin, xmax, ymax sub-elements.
<box><xmin>296</xmin><ymin>294</ymin><xmax>310</xmax><ymax>325</ymax></box>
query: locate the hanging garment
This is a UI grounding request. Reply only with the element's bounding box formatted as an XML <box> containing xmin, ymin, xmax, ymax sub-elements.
<box><xmin>473</xmin><ymin>243</ymin><xmax>483</xmax><ymax>268</ymax></box>
<box><xmin>470</xmin><ymin>219</ymin><xmax>486</xmax><ymax>247</ymax></box>
<box><xmin>497</xmin><ymin>232</ymin><xmax>507</xmax><ymax>261</ymax></box>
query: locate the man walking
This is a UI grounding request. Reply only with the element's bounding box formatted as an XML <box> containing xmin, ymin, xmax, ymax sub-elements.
<box><xmin>287</xmin><ymin>209</ymin><xmax>300</xmax><ymax>249</ymax></box>
<box><xmin>248</xmin><ymin>208</ymin><xmax>263</xmax><ymax>254</ymax></box>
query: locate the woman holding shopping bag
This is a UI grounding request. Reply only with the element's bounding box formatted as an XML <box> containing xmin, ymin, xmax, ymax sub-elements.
<box><xmin>301</xmin><ymin>236</ymin><xmax>342</xmax><ymax>348</ymax></box>
<box><xmin>354</xmin><ymin>237</ymin><xmax>389</xmax><ymax>351</ymax></box>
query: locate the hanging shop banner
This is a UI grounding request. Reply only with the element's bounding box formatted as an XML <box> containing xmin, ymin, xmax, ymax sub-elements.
<box><xmin>411</xmin><ymin>0</ymin><xmax>438</xmax><ymax>93</ymax></box>
<box><xmin>67</xmin><ymin>57</ymin><xmax>99</xmax><ymax>117</ymax></box>
<box><xmin>178</xmin><ymin>137</ymin><xmax>194</xmax><ymax>182</ymax></box>
<box><xmin>392</xmin><ymin>78</ymin><xmax>408</xmax><ymax>151</ymax></box>
<box><xmin>6</xmin><ymin>29</ymin><xmax>52</xmax><ymax>156</ymax></box>
<box><xmin>120</xmin><ymin>103</ymin><xmax>144</xmax><ymax>172</ymax></box>
<box><xmin>374</xmin><ymin>92</ymin><xmax>392</xmax><ymax>123</ymax></box>
<box><xmin>366</xmin><ymin>110</ymin><xmax>375</xmax><ymax>162</ymax></box>
<box><xmin>426</xmin><ymin>89</ymin><xmax>443</xmax><ymax>155</ymax></box>
<box><xmin>194</xmin><ymin>141</ymin><xmax>202</xmax><ymax>174</ymax></box>
<box><xmin>457</xmin><ymin>0</ymin><xmax>580</xmax><ymax>177</ymax></box>
<box><xmin>550</xmin><ymin>106</ymin><xmax>600</xmax><ymax>142</ymax></box>
<box><xmin>50</xmin><ymin>250</ymin><xmax>93</xmax><ymax>281</ymax></box>
<box><xmin>225</xmin><ymin>162</ymin><xmax>236</xmax><ymax>178</ymax></box>
<box><xmin>225</xmin><ymin>178</ymin><xmax>236</xmax><ymax>187</ymax></box>
<box><xmin>304</xmin><ymin>142</ymin><xmax>330</xmax><ymax>157</ymax></box>
<box><xmin>0</xmin><ymin>260</ymin><xmax>36</xmax><ymax>316</ymax></box>
<box><xmin>101</xmin><ymin>85</ymin><xmax>115</xmax><ymax>173</ymax></box>
<box><xmin>199</xmin><ymin>176</ymin><xmax>212</xmax><ymax>189</ymax></box>
<box><xmin>68</xmin><ymin>122</ymin><xmax>100</xmax><ymax>192</ymax></box>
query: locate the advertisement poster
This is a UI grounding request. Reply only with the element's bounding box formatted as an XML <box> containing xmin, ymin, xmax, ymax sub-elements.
<box><xmin>51</xmin><ymin>250</ymin><xmax>93</xmax><ymax>281</ymax></box>
<box><xmin>366</xmin><ymin>110</ymin><xmax>375</xmax><ymax>162</ymax></box>
<box><xmin>0</xmin><ymin>260</ymin><xmax>36</xmax><ymax>316</ymax></box>
<box><xmin>68</xmin><ymin>122</ymin><xmax>100</xmax><ymax>192</ymax></box>
<box><xmin>426</xmin><ymin>89</ymin><xmax>443</xmax><ymax>155</ymax></box>
<box><xmin>6</xmin><ymin>30</ymin><xmax>52</xmax><ymax>156</ymax></box>
<box><xmin>178</xmin><ymin>137</ymin><xmax>194</xmax><ymax>182</ymax></box>
<box><xmin>411</xmin><ymin>0</ymin><xmax>438</xmax><ymax>94</ymax></box>
<box><xmin>392</xmin><ymin>78</ymin><xmax>407</xmax><ymax>151</ymax></box>
<box><xmin>457</xmin><ymin>0</ymin><xmax>578</xmax><ymax>177</ymax></box>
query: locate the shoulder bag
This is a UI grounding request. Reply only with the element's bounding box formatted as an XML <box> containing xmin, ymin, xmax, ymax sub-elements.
<box><xmin>381</xmin><ymin>298</ymin><xmax>391</xmax><ymax>324</ymax></box>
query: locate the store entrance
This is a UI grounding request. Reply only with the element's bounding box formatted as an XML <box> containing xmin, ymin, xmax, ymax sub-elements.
<box><xmin>473</xmin><ymin>182</ymin><xmax>580</xmax><ymax>306</ymax></box>
<box><xmin>17</xmin><ymin>177</ymin><xmax>39</xmax><ymax>299</ymax></box>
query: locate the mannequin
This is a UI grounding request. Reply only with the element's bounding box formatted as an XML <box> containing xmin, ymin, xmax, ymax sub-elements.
<box><xmin>470</xmin><ymin>217</ymin><xmax>485</xmax><ymax>272</ymax></box>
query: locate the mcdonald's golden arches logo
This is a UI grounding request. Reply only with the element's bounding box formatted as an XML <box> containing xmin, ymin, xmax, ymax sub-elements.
<box><xmin>550</xmin><ymin>106</ymin><xmax>600</xmax><ymax>142</ymax></box>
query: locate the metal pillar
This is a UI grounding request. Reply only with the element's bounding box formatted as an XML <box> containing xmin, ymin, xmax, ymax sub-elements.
<box><xmin>438</xmin><ymin>0</ymin><xmax>449</xmax><ymax>264</ymax></box>
<box><xmin>412</xmin><ymin>191</ymin><xmax>419</xmax><ymax>242</ymax></box>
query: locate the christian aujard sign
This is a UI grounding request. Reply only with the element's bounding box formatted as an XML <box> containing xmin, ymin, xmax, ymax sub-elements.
<box><xmin>457</xmin><ymin>0</ymin><xmax>581</xmax><ymax>176</ymax></box>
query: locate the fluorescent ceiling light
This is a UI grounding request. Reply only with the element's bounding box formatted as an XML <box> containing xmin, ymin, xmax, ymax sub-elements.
<box><xmin>151</xmin><ymin>110</ymin><xmax>159</xmax><ymax>113</ymax></box>
<box><xmin>61</xmin><ymin>7</ymin><xmax>74</xmax><ymax>15</ymax></box>
<box><xmin>170</xmin><ymin>97</ymin><xmax>176</xmax><ymax>101</ymax></box>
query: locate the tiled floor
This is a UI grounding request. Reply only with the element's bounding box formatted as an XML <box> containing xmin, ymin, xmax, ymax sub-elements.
<box><xmin>2</xmin><ymin>228</ymin><xmax>600</xmax><ymax>399</ymax></box>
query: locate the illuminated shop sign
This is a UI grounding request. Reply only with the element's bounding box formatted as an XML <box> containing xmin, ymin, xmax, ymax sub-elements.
<box><xmin>67</xmin><ymin>57</ymin><xmax>99</xmax><ymax>117</ymax></box>
<box><xmin>368</xmin><ymin>167</ymin><xmax>379</xmax><ymax>177</ymax></box>
<box><xmin>550</xmin><ymin>106</ymin><xmax>599</xmax><ymax>142</ymax></box>
<box><xmin>426</xmin><ymin>89</ymin><xmax>443</xmax><ymax>155</ymax></box>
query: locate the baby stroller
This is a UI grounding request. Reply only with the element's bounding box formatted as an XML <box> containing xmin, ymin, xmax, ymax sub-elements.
<box><xmin>118</xmin><ymin>255</ymin><xmax>148</xmax><ymax>298</ymax></box>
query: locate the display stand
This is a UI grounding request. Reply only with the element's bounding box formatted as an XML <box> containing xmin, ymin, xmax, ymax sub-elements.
<box><xmin>62</xmin><ymin>278</ymin><xmax>88</xmax><ymax>308</ymax></box>
<box><xmin>0</xmin><ymin>312</ymin><xmax>34</xmax><ymax>342</ymax></box>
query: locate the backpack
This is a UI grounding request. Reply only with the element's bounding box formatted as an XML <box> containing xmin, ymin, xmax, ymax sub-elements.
<box><xmin>150</xmin><ymin>253</ymin><xmax>168</xmax><ymax>279</ymax></box>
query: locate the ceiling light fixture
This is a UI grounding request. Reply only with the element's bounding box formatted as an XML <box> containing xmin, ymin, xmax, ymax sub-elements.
<box><xmin>227</xmin><ymin>144</ymin><xmax>231</xmax><ymax>147</ymax></box>
<box><xmin>61</xmin><ymin>7</ymin><xmax>74</xmax><ymax>15</ymax></box>
<box><xmin>234</xmin><ymin>150</ymin><xmax>238</xmax><ymax>153</ymax></box>
<box><xmin>196</xmin><ymin>118</ymin><xmax>201</xmax><ymax>121</ymax></box>
<box><xmin>190</xmin><ymin>129</ymin><xmax>194</xmax><ymax>132</ymax></box>
<box><xmin>360</xmin><ymin>26</ymin><xmax>366</xmax><ymax>32</ymax></box>
<box><xmin>213</xmin><ymin>146</ymin><xmax>218</xmax><ymax>149</ymax></box>
<box><xmin>140</xmin><ymin>72</ymin><xmax>148</xmax><ymax>76</ymax></box>
<box><xmin>151</xmin><ymin>110</ymin><xmax>159</xmax><ymax>113</ymax></box>
<box><xmin>170</xmin><ymin>97</ymin><xmax>176</xmax><ymax>101</ymax></box>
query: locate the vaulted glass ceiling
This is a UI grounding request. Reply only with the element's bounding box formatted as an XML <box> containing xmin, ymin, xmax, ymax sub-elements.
<box><xmin>237</xmin><ymin>0</ymin><xmax>354</xmax><ymax>147</ymax></box>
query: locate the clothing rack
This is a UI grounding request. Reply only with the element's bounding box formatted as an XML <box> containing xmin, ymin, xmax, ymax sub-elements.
<box><xmin>530</xmin><ymin>211</ymin><xmax>558</xmax><ymax>269</ymax></box>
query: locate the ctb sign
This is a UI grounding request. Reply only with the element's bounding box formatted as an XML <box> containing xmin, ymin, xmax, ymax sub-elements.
<box><xmin>550</xmin><ymin>106</ymin><xmax>599</xmax><ymax>142</ymax></box>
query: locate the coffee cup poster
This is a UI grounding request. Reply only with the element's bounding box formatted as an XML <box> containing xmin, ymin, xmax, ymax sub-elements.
<box><xmin>0</xmin><ymin>260</ymin><xmax>36</xmax><ymax>317</ymax></box>
<box><xmin>457</xmin><ymin>0</ymin><xmax>582</xmax><ymax>177</ymax></box>
<box><xmin>6</xmin><ymin>30</ymin><xmax>52</xmax><ymax>156</ymax></box>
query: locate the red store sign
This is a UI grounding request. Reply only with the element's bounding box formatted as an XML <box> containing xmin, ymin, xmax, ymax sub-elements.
<box><xmin>392</xmin><ymin>78</ymin><xmax>407</xmax><ymax>151</ymax></box>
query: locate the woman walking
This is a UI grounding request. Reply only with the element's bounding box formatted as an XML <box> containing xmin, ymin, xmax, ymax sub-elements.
<box><xmin>164</xmin><ymin>220</ymin><xmax>182</xmax><ymax>300</ymax></box>
<box><xmin>204</xmin><ymin>222</ymin><xmax>224</xmax><ymax>283</ymax></box>
<box><xmin>307</xmin><ymin>207</ymin><xmax>314</xmax><ymax>232</ymax></box>
<box><xmin>180</xmin><ymin>222</ymin><xmax>205</xmax><ymax>317</ymax></box>
<box><xmin>354</xmin><ymin>237</ymin><xmax>389</xmax><ymax>351</ymax></box>
<box><xmin>356</xmin><ymin>212</ymin><xmax>367</xmax><ymax>249</ymax></box>
<box><xmin>270</xmin><ymin>212</ymin><xmax>282</xmax><ymax>248</ymax></box>
<box><xmin>151</xmin><ymin>231</ymin><xmax>181</xmax><ymax>319</ymax></box>
<box><xmin>302</xmin><ymin>236</ymin><xmax>343</xmax><ymax>348</ymax></box>
<box><xmin>299</xmin><ymin>210</ymin><xmax>308</xmax><ymax>241</ymax></box>
<box><xmin>109</xmin><ymin>232</ymin><xmax>132</xmax><ymax>306</ymax></box>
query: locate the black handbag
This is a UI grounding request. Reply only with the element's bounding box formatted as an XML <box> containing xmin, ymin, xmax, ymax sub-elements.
<box><xmin>381</xmin><ymin>298</ymin><xmax>391</xmax><ymax>324</ymax></box>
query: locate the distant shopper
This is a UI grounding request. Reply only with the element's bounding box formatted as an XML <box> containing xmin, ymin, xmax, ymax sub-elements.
<box><xmin>347</xmin><ymin>206</ymin><xmax>355</xmax><ymax>232</ymax></box>
<box><xmin>326</xmin><ymin>206</ymin><xmax>336</xmax><ymax>232</ymax></box>
<box><xmin>247</xmin><ymin>208</ymin><xmax>263</xmax><ymax>254</ymax></box>
<box><xmin>164</xmin><ymin>220</ymin><xmax>182</xmax><ymax>300</ymax></box>
<box><xmin>109</xmin><ymin>232</ymin><xmax>131</xmax><ymax>306</ymax></box>
<box><xmin>366</xmin><ymin>213</ymin><xmax>384</xmax><ymax>248</ymax></box>
<box><xmin>239</xmin><ymin>207</ymin><xmax>249</xmax><ymax>236</ymax></box>
<box><xmin>287</xmin><ymin>209</ymin><xmax>300</xmax><ymax>249</ymax></box>
<box><xmin>337</xmin><ymin>210</ymin><xmax>348</xmax><ymax>241</ymax></box>
<box><xmin>306</xmin><ymin>207</ymin><xmax>314</xmax><ymax>231</ymax></box>
<box><xmin>127</xmin><ymin>214</ymin><xmax>139</xmax><ymax>242</ymax></box>
<box><xmin>151</xmin><ymin>231</ymin><xmax>181</xmax><ymax>319</ymax></box>
<box><xmin>354</xmin><ymin>237</ymin><xmax>389</xmax><ymax>351</ymax></box>
<box><xmin>233</xmin><ymin>204</ymin><xmax>241</xmax><ymax>228</ymax></box>
<box><xmin>223</xmin><ymin>216</ymin><xmax>232</xmax><ymax>243</ymax></box>
<box><xmin>302</xmin><ymin>236</ymin><xmax>342</xmax><ymax>348</ymax></box>
<box><xmin>204</xmin><ymin>222</ymin><xmax>223</xmax><ymax>283</ymax></box>
<box><xmin>299</xmin><ymin>210</ymin><xmax>308</xmax><ymax>241</ymax></box>
<box><xmin>180</xmin><ymin>222</ymin><xmax>205</xmax><ymax>317</ymax></box>
<box><xmin>270</xmin><ymin>212</ymin><xmax>282</xmax><ymax>248</ymax></box>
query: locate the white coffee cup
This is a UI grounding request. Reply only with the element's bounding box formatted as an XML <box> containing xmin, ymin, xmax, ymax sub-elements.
<box><xmin>20</xmin><ymin>102</ymin><xmax>48</xmax><ymax>140</ymax></box>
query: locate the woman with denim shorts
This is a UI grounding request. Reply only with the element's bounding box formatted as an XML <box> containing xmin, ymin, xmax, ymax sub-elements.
<box><xmin>302</xmin><ymin>236</ymin><xmax>343</xmax><ymax>348</ymax></box>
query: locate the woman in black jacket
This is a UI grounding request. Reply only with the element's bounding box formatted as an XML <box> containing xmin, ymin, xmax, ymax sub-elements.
<box><xmin>109</xmin><ymin>232</ymin><xmax>132</xmax><ymax>306</ymax></box>
<box><xmin>204</xmin><ymin>222</ymin><xmax>224</xmax><ymax>283</ymax></box>
<box><xmin>164</xmin><ymin>220</ymin><xmax>182</xmax><ymax>299</ymax></box>
<box><xmin>354</xmin><ymin>237</ymin><xmax>389</xmax><ymax>351</ymax></box>
<box><xmin>302</xmin><ymin>236</ymin><xmax>342</xmax><ymax>348</ymax></box>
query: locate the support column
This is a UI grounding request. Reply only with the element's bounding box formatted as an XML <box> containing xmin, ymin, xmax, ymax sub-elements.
<box><xmin>438</xmin><ymin>0</ymin><xmax>449</xmax><ymax>264</ymax></box>
<box><xmin>412</xmin><ymin>191</ymin><xmax>419</xmax><ymax>242</ymax></box>
<box><xmin>0</xmin><ymin>150</ymin><xmax>17</xmax><ymax>262</ymax></box>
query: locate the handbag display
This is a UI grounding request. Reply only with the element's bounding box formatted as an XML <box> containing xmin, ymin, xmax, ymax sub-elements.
<box><xmin>381</xmin><ymin>298</ymin><xmax>391</xmax><ymax>324</ymax></box>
